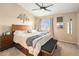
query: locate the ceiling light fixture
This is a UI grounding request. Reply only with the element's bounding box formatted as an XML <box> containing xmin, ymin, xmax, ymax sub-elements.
<box><xmin>41</xmin><ymin>8</ymin><xmax>44</xmax><ymax>11</ymax></box>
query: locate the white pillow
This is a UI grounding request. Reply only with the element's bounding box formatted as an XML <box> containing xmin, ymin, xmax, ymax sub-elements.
<box><xmin>24</xmin><ymin>29</ymin><xmax>38</xmax><ymax>33</ymax></box>
<box><xmin>31</xmin><ymin>30</ymin><xmax>38</xmax><ymax>33</ymax></box>
<box><xmin>14</xmin><ymin>30</ymin><xmax>25</xmax><ymax>35</ymax></box>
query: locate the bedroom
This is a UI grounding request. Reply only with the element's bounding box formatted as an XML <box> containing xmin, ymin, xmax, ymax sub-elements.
<box><xmin>0</xmin><ymin>3</ymin><xmax>79</xmax><ymax>56</ymax></box>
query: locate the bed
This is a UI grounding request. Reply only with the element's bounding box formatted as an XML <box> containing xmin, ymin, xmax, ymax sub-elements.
<box><xmin>12</xmin><ymin>24</ymin><xmax>53</xmax><ymax>56</ymax></box>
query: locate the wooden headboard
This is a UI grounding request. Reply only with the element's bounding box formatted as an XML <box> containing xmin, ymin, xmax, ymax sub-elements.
<box><xmin>12</xmin><ymin>24</ymin><xmax>32</xmax><ymax>32</ymax></box>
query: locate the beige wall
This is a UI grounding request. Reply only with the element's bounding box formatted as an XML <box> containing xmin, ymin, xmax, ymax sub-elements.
<box><xmin>0</xmin><ymin>3</ymin><xmax>35</xmax><ymax>32</ymax></box>
<box><xmin>34</xmin><ymin>17</ymin><xmax>41</xmax><ymax>31</ymax></box>
<box><xmin>53</xmin><ymin>12</ymin><xmax>77</xmax><ymax>44</ymax></box>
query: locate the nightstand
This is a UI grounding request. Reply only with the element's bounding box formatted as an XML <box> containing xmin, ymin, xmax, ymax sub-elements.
<box><xmin>0</xmin><ymin>35</ymin><xmax>13</xmax><ymax>51</ymax></box>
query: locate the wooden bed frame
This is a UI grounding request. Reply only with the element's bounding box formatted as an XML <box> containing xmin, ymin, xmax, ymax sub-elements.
<box><xmin>12</xmin><ymin>24</ymin><xmax>32</xmax><ymax>33</ymax></box>
<box><xmin>12</xmin><ymin>24</ymin><xmax>42</xmax><ymax>56</ymax></box>
<box><xmin>12</xmin><ymin>24</ymin><xmax>57</xmax><ymax>56</ymax></box>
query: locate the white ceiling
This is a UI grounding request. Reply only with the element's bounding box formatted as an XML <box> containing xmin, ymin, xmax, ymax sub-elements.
<box><xmin>18</xmin><ymin>3</ymin><xmax>79</xmax><ymax>16</ymax></box>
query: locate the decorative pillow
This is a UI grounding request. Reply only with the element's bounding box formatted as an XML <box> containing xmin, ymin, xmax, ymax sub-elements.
<box><xmin>27</xmin><ymin>30</ymin><xmax>32</xmax><ymax>33</ymax></box>
<box><xmin>24</xmin><ymin>29</ymin><xmax>38</xmax><ymax>33</ymax></box>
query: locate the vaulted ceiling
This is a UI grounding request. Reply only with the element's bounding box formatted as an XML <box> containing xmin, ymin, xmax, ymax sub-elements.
<box><xmin>18</xmin><ymin>3</ymin><xmax>79</xmax><ymax>16</ymax></box>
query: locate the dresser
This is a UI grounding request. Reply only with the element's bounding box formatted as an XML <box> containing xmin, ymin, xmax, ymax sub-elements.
<box><xmin>0</xmin><ymin>35</ymin><xmax>13</xmax><ymax>51</ymax></box>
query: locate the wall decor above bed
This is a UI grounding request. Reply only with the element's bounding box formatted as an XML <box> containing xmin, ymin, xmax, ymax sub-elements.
<box><xmin>17</xmin><ymin>13</ymin><xmax>29</xmax><ymax>23</ymax></box>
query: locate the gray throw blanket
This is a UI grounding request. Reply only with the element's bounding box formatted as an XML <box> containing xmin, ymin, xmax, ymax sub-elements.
<box><xmin>26</xmin><ymin>33</ymin><xmax>47</xmax><ymax>46</ymax></box>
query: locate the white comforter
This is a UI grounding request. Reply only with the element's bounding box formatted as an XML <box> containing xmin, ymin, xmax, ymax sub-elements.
<box><xmin>13</xmin><ymin>31</ymin><xmax>53</xmax><ymax>56</ymax></box>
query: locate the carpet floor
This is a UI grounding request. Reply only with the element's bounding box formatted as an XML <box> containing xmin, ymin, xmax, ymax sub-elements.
<box><xmin>0</xmin><ymin>47</ymin><xmax>25</xmax><ymax>56</ymax></box>
<box><xmin>0</xmin><ymin>41</ymin><xmax>79</xmax><ymax>56</ymax></box>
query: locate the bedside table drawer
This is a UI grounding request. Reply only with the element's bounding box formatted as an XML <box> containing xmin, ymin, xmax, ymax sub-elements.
<box><xmin>3</xmin><ymin>40</ymin><xmax>13</xmax><ymax>44</ymax></box>
<box><xmin>0</xmin><ymin>35</ymin><xmax>13</xmax><ymax>51</ymax></box>
<box><xmin>3</xmin><ymin>35</ymin><xmax>12</xmax><ymax>41</ymax></box>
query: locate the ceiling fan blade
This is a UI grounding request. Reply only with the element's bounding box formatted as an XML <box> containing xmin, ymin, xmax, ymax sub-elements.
<box><xmin>32</xmin><ymin>9</ymin><xmax>40</xmax><ymax>11</ymax></box>
<box><xmin>46</xmin><ymin>4</ymin><xmax>54</xmax><ymax>8</ymax></box>
<box><xmin>35</xmin><ymin>3</ymin><xmax>41</xmax><ymax>7</ymax></box>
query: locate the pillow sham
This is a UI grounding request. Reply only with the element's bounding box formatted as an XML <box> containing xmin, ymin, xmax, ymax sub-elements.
<box><xmin>14</xmin><ymin>30</ymin><xmax>25</xmax><ymax>35</ymax></box>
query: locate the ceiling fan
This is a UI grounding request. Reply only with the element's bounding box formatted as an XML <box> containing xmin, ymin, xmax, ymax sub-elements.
<box><xmin>32</xmin><ymin>3</ymin><xmax>54</xmax><ymax>11</ymax></box>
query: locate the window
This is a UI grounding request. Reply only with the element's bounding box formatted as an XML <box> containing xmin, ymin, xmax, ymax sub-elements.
<box><xmin>40</xmin><ymin>19</ymin><xmax>52</xmax><ymax>32</ymax></box>
<box><xmin>67</xmin><ymin>18</ymin><xmax>72</xmax><ymax>34</ymax></box>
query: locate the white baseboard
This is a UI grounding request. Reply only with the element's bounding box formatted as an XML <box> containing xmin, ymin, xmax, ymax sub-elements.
<box><xmin>57</xmin><ymin>40</ymin><xmax>77</xmax><ymax>45</ymax></box>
